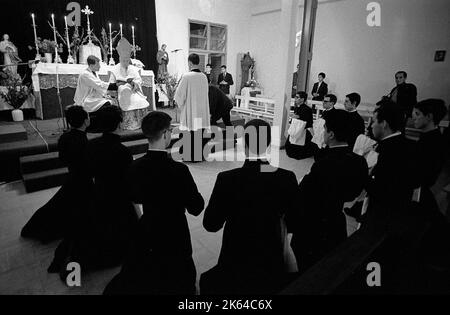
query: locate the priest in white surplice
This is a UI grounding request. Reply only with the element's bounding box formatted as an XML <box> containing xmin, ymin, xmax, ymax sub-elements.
<box><xmin>74</xmin><ymin>55</ymin><xmax>113</xmax><ymax>113</ymax></box>
<box><xmin>174</xmin><ymin>53</ymin><xmax>211</xmax><ymax>161</ymax></box>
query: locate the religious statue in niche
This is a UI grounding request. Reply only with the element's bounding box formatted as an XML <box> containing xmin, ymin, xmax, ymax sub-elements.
<box><xmin>240</xmin><ymin>52</ymin><xmax>255</xmax><ymax>90</ymax></box>
<box><xmin>0</xmin><ymin>34</ymin><xmax>22</xmax><ymax>75</ymax></box>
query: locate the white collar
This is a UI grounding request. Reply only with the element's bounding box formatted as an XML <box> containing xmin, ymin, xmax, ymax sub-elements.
<box><xmin>329</xmin><ymin>144</ymin><xmax>349</xmax><ymax>149</ymax></box>
<box><xmin>148</xmin><ymin>149</ymin><xmax>168</xmax><ymax>153</ymax></box>
<box><xmin>382</xmin><ymin>132</ymin><xmax>402</xmax><ymax>141</ymax></box>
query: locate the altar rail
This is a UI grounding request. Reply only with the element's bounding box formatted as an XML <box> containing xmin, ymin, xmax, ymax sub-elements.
<box><xmin>232</xmin><ymin>95</ymin><xmax>449</xmax><ymax>136</ymax></box>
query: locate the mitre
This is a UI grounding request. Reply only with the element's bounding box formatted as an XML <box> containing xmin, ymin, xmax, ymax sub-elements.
<box><xmin>116</xmin><ymin>38</ymin><xmax>132</xmax><ymax>58</ymax></box>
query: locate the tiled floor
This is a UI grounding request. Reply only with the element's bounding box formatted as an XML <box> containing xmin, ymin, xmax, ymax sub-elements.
<box><xmin>0</xmin><ymin>144</ymin><xmax>358</xmax><ymax>295</ymax></box>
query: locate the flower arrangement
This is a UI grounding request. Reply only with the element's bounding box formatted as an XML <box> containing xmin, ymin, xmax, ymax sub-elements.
<box><xmin>0</xmin><ymin>72</ymin><xmax>31</xmax><ymax>109</ymax></box>
<box><xmin>156</xmin><ymin>73</ymin><xmax>179</xmax><ymax>107</ymax></box>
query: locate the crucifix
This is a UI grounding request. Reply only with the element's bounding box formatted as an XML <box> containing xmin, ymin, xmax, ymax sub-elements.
<box><xmin>82</xmin><ymin>5</ymin><xmax>94</xmax><ymax>43</ymax></box>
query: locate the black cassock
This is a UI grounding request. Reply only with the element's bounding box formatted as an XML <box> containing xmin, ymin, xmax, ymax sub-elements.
<box><xmin>104</xmin><ymin>151</ymin><xmax>204</xmax><ymax>295</ymax></box>
<box><xmin>346</xmin><ymin>111</ymin><xmax>366</xmax><ymax>149</ymax></box>
<box><xmin>21</xmin><ymin>129</ymin><xmax>93</xmax><ymax>243</ymax></box>
<box><xmin>285</xmin><ymin>103</ymin><xmax>319</xmax><ymax>160</ymax></box>
<box><xmin>49</xmin><ymin>133</ymin><xmax>138</xmax><ymax>272</ymax></box>
<box><xmin>200</xmin><ymin>160</ymin><xmax>299</xmax><ymax>295</ymax></box>
<box><xmin>287</xmin><ymin>146</ymin><xmax>368</xmax><ymax>273</ymax></box>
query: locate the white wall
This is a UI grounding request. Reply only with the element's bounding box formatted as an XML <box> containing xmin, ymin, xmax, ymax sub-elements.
<box><xmin>249</xmin><ymin>1</ymin><xmax>303</xmax><ymax>99</ymax></box>
<box><xmin>155</xmin><ymin>0</ymin><xmax>252</xmax><ymax>96</ymax></box>
<box><xmin>249</xmin><ymin>0</ymin><xmax>450</xmax><ymax>105</ymax></box>
<box><xmin>311</xmin><ymin>0</ymin><xmax>450</xmax><ymax>105</ymax></box>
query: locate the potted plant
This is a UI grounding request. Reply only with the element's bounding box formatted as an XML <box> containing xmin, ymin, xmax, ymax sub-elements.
<box><xmin>156</xmin><ymin>73</ymin><xmax>180</xmax><ymax>121</ymax></box>
<box><xmin>37</xmin><ymin>39</ymin><xmax>58</xmax><ymax>63</ymax></box>
<box><xmin>0</xmin><ymin>71</ymin><xmax>31</xmax><ymax>121</ymax></box>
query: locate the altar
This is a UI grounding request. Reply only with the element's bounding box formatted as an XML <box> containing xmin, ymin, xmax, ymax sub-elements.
<box><xmin>31</xmin><ymin>63</ymin><xmax>156</xmax><ymax>120</ymax></box>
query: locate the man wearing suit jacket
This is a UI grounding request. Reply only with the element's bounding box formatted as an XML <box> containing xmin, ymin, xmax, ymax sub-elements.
<box><xmin>311</xmin><ymin>72</ymin><xmax>328</xmax><ymax>101</ymax></box>
<box><xmin>218</xmin><ymin>65</ymin><xmax>234</xmax><ymax>96</ymax></box>
<box><xmin>104</xmin><ymin>111</ymin><xmax>205</xmax><ymax>295</ymax></box>
<box><xmin>365</xmin><ymin>102</ymin><xmax>418</xmax><ymax>226</ymax></box>
<box><xmin>388</xmin><ymin>71</ymin><xmax>417</xmax><ymax>119</ymax></box>
<box><xmin>287</xmin><ymin>110</ymin><xmax>368</xmax><ymax>273</ymax></box>
<box><xmin>344</xmin><ymin>92</ymin><xmax>366</xmax><ymax>149</ymax></box>
<box><xmin>200</xmin><ymin>119</ymin><xmax>299</xmax><ymax>295</ymax></box>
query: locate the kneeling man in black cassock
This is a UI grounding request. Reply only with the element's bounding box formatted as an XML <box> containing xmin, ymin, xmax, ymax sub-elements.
<box><xmin>104</xmin><ymin>111</ymin><xmax>205</xmax><ymax>295</ymax></box>
<box><xmin>287</xmin><ymin>109</ymin><xmax>368</xmax><ymax>274</ymax></box>
<box><xmin>200</xmin><ymin>119</ymin><xmax>299</xmax><ymax>295</ymax></box>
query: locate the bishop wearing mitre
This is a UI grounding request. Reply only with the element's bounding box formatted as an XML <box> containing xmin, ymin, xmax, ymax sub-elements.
<box><xmin>110</xmin><ymin>38</ymin><xmax>150</xmax><ymax>113</ymax></box>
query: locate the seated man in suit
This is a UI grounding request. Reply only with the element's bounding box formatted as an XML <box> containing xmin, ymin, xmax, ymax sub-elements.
<box><xmin>365</xmin><ymin>102</ymin><xmax>419</xmax><ymax>226</ymax></box>
<box><xmin>217</xmin><ymin>65</ymin><xmax>234</xmax><ymax>96</ymax></box>
<box><xmin>287</xmin><ymin>109</ymin><xmax>368</xmax><ymax>273</ymax></box>
<box><xmin>311</xmin><ymin>72</ymin><xmax>328</xmax><ymax>101</ymax></box>
<box><xmin>388</xmin><ymin>71</ymin><xmax>417</xmax><ymax>120</ymax></box>
<box><xmin>200</xmin><ymin>119</ymin><xmax>299</xmax><ymax>295</ymax></box>
<box><xmin>104</xmin><ymin>111</ymin><xmax>205</xmax><ymax>295</ymax></box>
<box><xmin>344</xmin><ymin>92</ymin><xmax>366</xmax><ymax>149</ymax></box>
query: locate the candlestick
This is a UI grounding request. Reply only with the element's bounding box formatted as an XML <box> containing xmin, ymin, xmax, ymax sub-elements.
<box><xmin>31</xmin><ymin>14</ymin><xmax>40</xmax><ymax>59</ymax></box>
<box><xmin>51</xmin><ymin>14</ymin><xmax>58</xmax><ymax>63</ymax></box>
<box><xmin>132</xmin><ymin>26</ymin><xmax>136</xmax><ymax>58</ymax></box>
<box><xmin>120</xmin><ymin>24</ymin><xmax>123</xmax><ymax>38</ymax></box>
<box><xmin>108</xmin><ymin>23</ymin><xmax>115</xmax><ymax>66</ymax></box>
<box><xmin>64</xmin><ymin>16</ymin><xmax>74</xmax><ymax>64</ymax></box>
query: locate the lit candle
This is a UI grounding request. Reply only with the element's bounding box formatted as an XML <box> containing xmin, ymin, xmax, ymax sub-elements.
<box><xmin>109</xmin><ymin>23</ymin><xmax>113</xmax><ymax>55</ymax></box>
<box><xmin>120</xmin><ymin>24</ymin><xmax>123</xmax><ymax>37</ymax></box>
<box><xmin>51</xmin><ymin>14</ymin><xmax>58</xmax><ymax>56</ymax></box>
<box><xmin>64</xmin><ymin>16</ymin><xmax>70</xmax><ymax>52</ymax></box>
<box><xmin>31</xmin><ymin>14</ymin><xmax>39</xmax><ymax>55</ymax></box>
<box><xmin>132</xmin><ymin>26</ymin><xmax>135</xmax><ymax>57</ymax></box>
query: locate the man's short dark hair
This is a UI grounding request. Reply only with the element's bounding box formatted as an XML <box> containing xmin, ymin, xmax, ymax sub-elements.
<box><xmin>244</xmin><ymin>119</ymin><xmax>271</xmax><ymax>155</ymax></box>
<box><xmin>415</xmin><ymin>99</ymin><xmax>448</xmax><ymax>125</ymax></box>
<box><xmin>323</xmin><ymin>109</ymin><xmax>350</xmax><ymax>143</ymax></box>
<box><xmin>188</xmin><ymin>53</ymin><xmax>200</xmax><ymax>65</ymax></box>
<box><xmin>65</xmin><ymin>105</ymin><xmax>88</xmax><ymax>129</ymax></box>
<box><xmin>206</xmin><ymin>64</ymin><xmax>212</xmax><ymax>68</ymax></box>
<box><xmin>96</xmin><ymin>106</ymin><xmax>123</xmax><ymax>133</ymax></box>
<box><xmin>346</xmin><ymin>93</ymin><xmax>361</xmax><ymax>107</ymax></box>
<box><xmin>141</xmin><ymin>111</ymin><xmax>172</xmax><ymax>142</ymax></box>
<box><xmin>374</xmin><ymin>101</ymin><xmax>405</xmax><ymax>133</ymax></box>
<box><xmin>87</xmin><ymin>55</ymin><xmax>100</xmax><ymax>66</ymax></box>
<box><xmin>396</xmin><ymin>71</ymin><xmax>407</xmax><ymax>78</ymax></box>
<box><xmin>325</xmin><ymin>94</ymin><xmax>337</xmax><ymax>104</ymax></box>
<box><xmin>296</xmin><ymin>91</ymin><xmax>308</xmax><ymax>102</ymax></box>
<box><xmin>319</xmin><ymin>72</ymin><xmax>326</xmax><ymax>79</ymax></box>
<box><xmin>221</xmin><ymin>65</ymin><xmax>227</xmax><ymax>69</ymax></box>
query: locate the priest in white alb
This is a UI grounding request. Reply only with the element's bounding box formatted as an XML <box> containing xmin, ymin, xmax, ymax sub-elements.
<box><xmin>109</xmin><ymin>38</ymin><xmax>150</xmax><ymax>130</ymax></box>
<box><xmin>174</xmin><ymin>53</ymin><xmax>211</xmax><ymax>161</ymax></box>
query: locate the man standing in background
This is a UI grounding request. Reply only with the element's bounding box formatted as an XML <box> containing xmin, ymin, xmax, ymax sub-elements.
<box><xmin>218</xmin><ymin>65</ymin><xmax>234</xmax><ymax>96</ymax></box>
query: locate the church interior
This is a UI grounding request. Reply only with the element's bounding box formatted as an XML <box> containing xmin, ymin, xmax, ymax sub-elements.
<box><xmin>0</xmin><ymin>0</ymin><xmax>449</xmax><ymax>297</ymax></box>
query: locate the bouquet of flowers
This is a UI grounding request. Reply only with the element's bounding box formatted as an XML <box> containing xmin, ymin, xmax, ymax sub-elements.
<box><xmin>156</xmin><ymin>73</ymin><xmax>179</xmax><ymax>107</ymax></box>
<box><xmin>0</xmin><ymin>72</ymin><xmax>31</xmax><ymax>109</ymax></box>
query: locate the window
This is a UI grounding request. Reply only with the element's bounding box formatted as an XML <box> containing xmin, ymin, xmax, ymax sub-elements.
<box><xmin>189</xmin><ymin>20</ymin><xmax>227</xmax><ymax>84</ymax></box>
<box><xmin>189</xmin><ymin>20</ymin><xmax>227</xmax><ymax>53</ymax></box>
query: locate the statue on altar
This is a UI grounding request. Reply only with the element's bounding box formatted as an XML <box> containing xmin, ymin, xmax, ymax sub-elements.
<box><xmin>0</xmin><ymin>34</ymin><xmax>22</xmax><ymax>75</ymax></box>
<box><xmin>156</xmin><ymin>44</ymin><xmax>169</xmax><ymax>79</ymax></box>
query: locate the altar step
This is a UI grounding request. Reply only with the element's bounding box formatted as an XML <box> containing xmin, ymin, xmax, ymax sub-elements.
<box><xmin>20</xmin><ymin>126</ymin><xmax>243</xmax><ymax>193</ymax></box>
